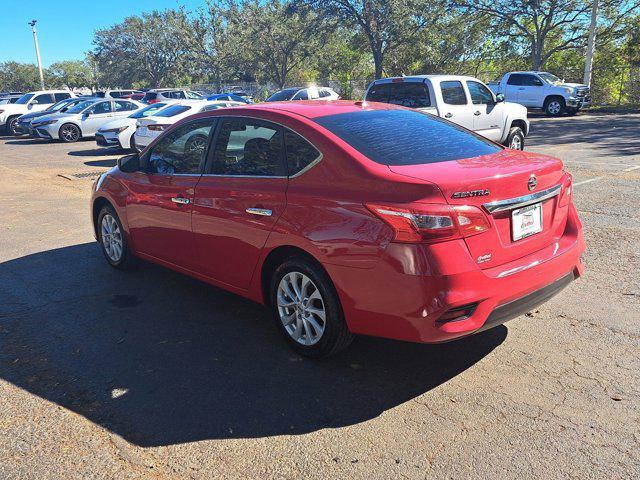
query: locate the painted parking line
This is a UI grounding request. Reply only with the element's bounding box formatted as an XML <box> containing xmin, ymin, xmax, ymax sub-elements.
<box><xmin>574</xmin><ymin>164</ymin><xmax>640</xmax><ymax>187</ymax></box>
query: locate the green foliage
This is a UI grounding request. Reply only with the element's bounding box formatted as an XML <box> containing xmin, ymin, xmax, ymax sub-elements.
<box><xmin>0</xmin><ymin>62</ymin><xmax>42</xmax><ymax>91</ymax></box>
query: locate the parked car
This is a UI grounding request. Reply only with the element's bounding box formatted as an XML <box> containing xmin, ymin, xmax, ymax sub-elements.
<box><xmin>488</xmin><ymin>71</ymin><xmax>591</xmax><ymax>116</ymax></box>
<box><xmin>141</xmin><ymin>89</ymin><xmax>204</xmax><ymax>104</ymax></box>
<box><xmin>133</xmin><ymin>100</ymin><xmax>243</xmax><ymax>150</ymax></box>
<box><xmin>0</xmin><ymin>94</ymin><xmax>24</xmax><ymax>105</ymax></box>
<box><xmin>207</xmin><ymin>93</ymin><xmax>252</xmax><ymax>104</ymax></box>
<box><xmin>91</xmin><ymin>101</ymin><xmax>584</xmax><ymax>357</ymax></box>
<box><xmin>0</xmin><ymin>90</ymin><xmax>75</xmax><ymax>135</ymax></box>
<box><xmin>266</xmin><ymin>86</ymin><xmax>340</xmax><ymax>102</ymax></box>
<box><xmin>95</xmin><ymin>101</ymin><xmax>177</xmax><ymax>150</ymax></box>
<box><xmin>94</xmin><ymin>89</ymin><xmax>144</xmax><ymax>99</ymax></box>
<box><xmin>31</xmin><ymin>98</ymin><xmax>143</xmax><ymax>142</ymax></box>
<box><xmin>14</xmin><ymin>97</ymin><xmax>88</xmax><ymax>136</ymax></box>
<box><xmin>365</xmin><ymin>75</ymin><xmax>529</xmax><ymax>150</ymax></box>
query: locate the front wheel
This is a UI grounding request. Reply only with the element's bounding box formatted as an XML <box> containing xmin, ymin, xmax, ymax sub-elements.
<box><xmin>544</xmin><ymin>98</ymin><xmax>565</xmax><ymax>117</ymax></box>
<box><xmin>270</xmin><ymin>257</ymin><xmax>354</xmax><ymax>357</ymax></box>
<box><xmin>97</xmin><ymin>206</ymin><xmax>135</xmax><ymax>270</ymax></box>
<box><xmin>506</xmin><ymin>127</ymin><xmax>525</xmax><ymax>150</ymax></box>
<box><xmin>7</xmin><ymin>117</ymin><xmax>20</xmax><ymax>136</ymax></box>
<box><xmin>59</xmin><ymin>123</ymin><xmax>81</xmax><ymax>143</ymax></box>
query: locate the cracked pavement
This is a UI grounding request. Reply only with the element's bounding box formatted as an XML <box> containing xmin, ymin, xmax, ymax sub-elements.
<box><xmin>0</xmin><ymin>114</ymin><xmax>639</xmax><ymax>479</ymax></box>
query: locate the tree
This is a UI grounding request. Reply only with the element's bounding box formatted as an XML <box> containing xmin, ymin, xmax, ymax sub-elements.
<box><xmin>0</xmin><ymin>62</ymin><xmax>43</xmax><ymax>91</ymax></box>
<box><xmin>48</xmin><ymin>60</ymin><xmax>96</xmax><ymax>90</ymax></box>
<box><xmin>311</xmin><ymin>0</ymin><xmax>447</xmax><ymax>79</ymax></box>
<box><xmin>92</xmin><ymin>9</ymin><xmax>194</xmax><ymax>88</ymax></box>
<box><xmin>454</xmin><ymin>0</ymin><xmax>640</xmax><ymax>70</ymax></box>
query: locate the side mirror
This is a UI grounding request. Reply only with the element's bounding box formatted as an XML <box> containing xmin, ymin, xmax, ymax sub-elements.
<box><xmin>495</xmin><ymin>93</ymin><xmax>505</xmax><ymax>103</ymax></box>
<box><xmin>27</xmin><ymin>104</ymin><xmax>33</xmax><ymax>110</ymax></box>
<box><xmin>61</xmin><ymin>107</ymin><xmax>68</xmax><ymax>112</ymax></box>
<box><xmin>117</xmin><ymin>153</ymin><xmax>140</xmax><ymax>173</ymax></box>
<box><xmin>84</xmin><ymin>111</ymin><xmax>92</xmax><ymax>117</ymax></box>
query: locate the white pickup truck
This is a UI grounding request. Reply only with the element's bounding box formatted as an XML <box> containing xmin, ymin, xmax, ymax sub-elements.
<box><xmin>488</xmin><ymin>71</ymin><xmax>591</xmax><ymax>117</ymax></box>
<box><xmin>364</xmin><ymin>75</ymin><xmax>529</xmax><ymax>149</ymax></box>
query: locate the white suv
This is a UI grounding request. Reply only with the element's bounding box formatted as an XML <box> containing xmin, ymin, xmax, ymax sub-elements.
<box><xmin>266</xmin><ymin>86</ymin><xmax>340</xmax><ymax>102</ymax></box>
<box><xmin>0</xmin><ymin>90</ymin><xmax>75</xmax><ymax>135</ymax></box>
<box><xmin>141</xmin><ymin>89</ymin><xmax>203</xmax><ymax>104</ymax></box>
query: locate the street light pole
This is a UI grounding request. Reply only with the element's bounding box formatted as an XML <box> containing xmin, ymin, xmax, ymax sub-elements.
<box><xmin>28</xmin><ymin>20</ymin><xmax>45</xmax><ymax>90</ymax></box>
<box><xmin>583</xmin><ymin>0</ymin><xmax>598</xmax><ymax>88</ymax></box>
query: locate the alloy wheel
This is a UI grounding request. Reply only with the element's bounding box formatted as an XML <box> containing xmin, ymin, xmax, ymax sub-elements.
<box><xmin>60</xmin><ymin>124</ymin><xmax>80</xmax><ymax>142</ymax></box>
<box><xmin>101</xmin><ymin>214</ymin><xmax>123</xmax><ymax>262</ymax></box>
<box><xmin>277</xmin><ymin>272</ymin><xmax>326</xmax><ymax>346</ymax></box>
<box><xmin>9</xmin><ymin>118</ymin><xmax>19</xmax><ymax>135</ymax></box>
<box><xmin>548</xmin><ymin>101</ymin><xmax>561</xmax><ymax>115</ymax></box>
<box><xmin>510</xmin><ymin>135</ymin><xmax>522</xmax><ymax>150</ymax></box>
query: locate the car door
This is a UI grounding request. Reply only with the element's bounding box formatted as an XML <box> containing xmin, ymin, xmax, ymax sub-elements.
<box><xmin>81</xmin><ymin>101</ymin><xmax>114</xmax><ymax>135</ymax></box>
<box><xmin>437</xmin><ymin>80</ymin><xmax>474</xmax><ymax>130</ymax></box>
<box><xmin>466</xmin><ymin>80</ymin><xmax>503</xmax><ymax>142</ymax></box>
<box><xmin>518</xmin><ymin>74</ymin><xmax>544</xmax><ymax>107</ymax></box>
<box><xmin>126</xmin><ymin>118</ymin><xmax>217</xmax><ymax>268</ymax></box>
<box><xmin>504</xmin><ymin>74</ymin><xmax>523</xmax><ymax>103</ymax></box>
<box><xmin>191</xmin><ymin>117</ymin><xmax>288</xmax><ymax>289</ymax></box>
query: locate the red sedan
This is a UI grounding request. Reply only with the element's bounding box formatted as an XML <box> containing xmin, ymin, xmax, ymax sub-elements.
<box><xmin>91</xmin><ymin>101</ymin><xmax>584</xmax><ymax>357</ymax></box>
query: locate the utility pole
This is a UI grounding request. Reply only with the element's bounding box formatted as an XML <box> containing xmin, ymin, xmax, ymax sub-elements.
<box><xmin>29</xmin><ymin>20</ymin><xmax>45</xmax><ymax>90</ymax></box>
<box><xmin>583</xmin><ymin>0</ymin><xmax>598</xmax><ymax>87</ymax></box>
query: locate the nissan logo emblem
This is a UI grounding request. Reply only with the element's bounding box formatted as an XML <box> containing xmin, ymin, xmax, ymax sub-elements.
<box><xmin>528</xmin><ymin>174</ymin><xmax>537</xmax><ymax>191</ymax></box>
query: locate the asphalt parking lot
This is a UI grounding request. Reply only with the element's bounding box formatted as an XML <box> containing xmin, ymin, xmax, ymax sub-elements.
<box><xmin>1</xmin><ymin>113</ymin><xmax>639</xmax><ymax>479</ymax></box>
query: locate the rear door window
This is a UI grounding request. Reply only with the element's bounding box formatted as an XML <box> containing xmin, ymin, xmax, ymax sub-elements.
<box><xmin>33</xmin><ymin>94</ymin><xmax>54</xmax><ymax>105</ymax></box>
<box><xmin>440</xmin><ymin>81</ymin><xmax>468</xmax><ymax>105</ymax></box>
<box><xmin>366</xmin><ymin>82</ymin><xmax>431</xmax><ymax>108</ymax></box>
<box><xmin>54</xmin><ymin>92</ymin><xmax>71</xmax><ymax>101</ymax></box>
<box><xmin>115</xmin><ymin>100</ymin><xmax>138</xmax><ymax>112</ymax></box>
<box><xmin>314</xmin><ymin>110</ymin><xmax>500</xmax><ymax>166</ymax></box>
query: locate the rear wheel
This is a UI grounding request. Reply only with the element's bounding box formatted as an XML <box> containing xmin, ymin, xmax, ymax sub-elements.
<box><xmin>270</xmin><ymin>256</ymin><xmax>354</xmax><ymax>357</ymax></box>
<box><xmin>59</xmin><ymin>123</ymin><xmax>81</xmax><ymax>142</ymax></box>
<box><xmin>506</xmin><ymin>127</ymin><xmax>525</xmax><ymax>150</ymax></box>
<box><xmin>97</xmin><ymin>206</ymin><xmax>135</xmax><ymax>270</ymax></box>
<box><xmin>544</xmin><ymin>97</ymin><xmax>565</xmax><ymax>117</ymax></box>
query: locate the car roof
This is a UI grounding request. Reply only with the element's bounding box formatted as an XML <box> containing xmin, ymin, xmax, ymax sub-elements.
<box><xmin>371</xmin><ymin>75</ymin><xmax>482</xmax><ymax>85</ymax></box>
<box><xmin>198</xmin><ymin>100</ymin><xmax>405</xmax><ymax>120</ymax></box>
<box><xmin>26</xmin><ymin>90</ymin><xmax>74</xmax><ymax>95</ymax></box>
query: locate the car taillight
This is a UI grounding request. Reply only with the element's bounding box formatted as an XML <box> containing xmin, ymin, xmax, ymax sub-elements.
<box><xmin>148</xmin><ymin>124</ymin><xmax>168</xmax><ymax>131</ymax></box>
<box><xmin>559</xmin><ymin>173</ymin><xmax>573</xmax><ymax>207</ymax></box>
<box><xmin>366</xmin><ymin>203</ymin><xmax>491</xmax><ymax>243</ymax></box>
<box><xmin>148</xmin><ymin>99</ymin><xmax>158</xmax><ymax>104</ymax></box>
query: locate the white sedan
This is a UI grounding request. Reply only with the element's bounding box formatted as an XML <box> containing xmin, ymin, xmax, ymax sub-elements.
<box><xmin>32</xmin><ymin>98</ymin><xmax>143</xmax><ymax>142</ymax></box>
<box><xmin>95</xmin><ymin>101</ymin><xmax>175</xmax><ymax>150</ymax></box>
<box><xmin>133</xmin><ymin>100</ymin><xmax>244</xmax><ymax>150</ymax></box>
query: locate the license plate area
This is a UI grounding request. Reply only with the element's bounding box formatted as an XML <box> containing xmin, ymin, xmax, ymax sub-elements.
<box><xmin>511</xmin><ymin>202</ymin><xmax>543</xmax><ymax>241</ymax></box>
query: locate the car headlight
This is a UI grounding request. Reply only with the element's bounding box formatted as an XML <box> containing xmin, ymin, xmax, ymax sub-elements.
<box><xmin>563</xmin><ymin>87</ymin><xmax>575</xmax><ymax>94</ymax></box>
<box><xmin>101</xmin><ymin>126</ymin><xmax>129</xmax><ymax>133</ymax></box>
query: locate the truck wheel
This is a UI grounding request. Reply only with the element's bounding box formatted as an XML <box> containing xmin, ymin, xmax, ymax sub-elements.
<box><xmin>544</xmin><ymin>97</ymin><xmax>565</xmax><ymax>117</ymax></box>
<box><xmin>506</xmin><ymin>127</ymin><xmax>525</xmax><ymax>150</ymax></box>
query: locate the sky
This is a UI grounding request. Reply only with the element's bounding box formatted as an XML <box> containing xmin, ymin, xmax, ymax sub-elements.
<box><xmin>0</xmin><ymin>0</ymin><xmax>207</xmax><ymax>67</ymax></box>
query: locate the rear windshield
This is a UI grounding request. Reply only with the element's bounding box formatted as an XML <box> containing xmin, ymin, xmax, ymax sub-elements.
<box><xmin>142</xmin><ymin>92</ymin><xmax>158</xmax><ymax>101</ymax></box>
<box><xmin>129</xmin><ymin>102</ymin><xmax>168</xmax><ymax>119</ymax></box>
<box><xmin>154</xmin><ymin>105</ymin><xmax>191</xmax><ymax>117</ymax></box>
<box><xmin>366</xmin><ymin>81</ymin><xmax>431</xmax><ymax>108</ymax></box>
<box><xmin>267</xmin><ymin>88</ymin><xmax>298</xmax><ymax>101</ymax></box>
<box><xmin>314</xmin><ymin>110</ymin><xmax>501</xmax><ymax>166</ymax></box>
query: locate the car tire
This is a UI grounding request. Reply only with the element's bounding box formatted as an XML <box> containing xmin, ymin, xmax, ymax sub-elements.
<box><xmin>544</xmin><ymin>97</ymin><xmax>565</xmax><ymax>117</ymax></box>
<box><xmin>506</xmin><ymin>127</ymin><xmax>525</xmax><ymax>150</ymax></box>
<box><xmin>97</xmin><ymin>205</ymin><xmax>135</xmax><ymax>270</ymax></box>
<box><xmin>270</xmin><ymin>256</ymin><xmax>354</xmax><ymax>358</ymax></box>
<box><xmin>184</xmin><ymin>134</ymin><xmax>208</xmax><ymax>157</ymax></box>
<box><xmin>59</xmin><ymin>123</ymin><xmax>81</xmax><ymax>143</ymax></box>
<box><xmin>7</xmin><ymin>116</ymin><xmax>20</xmax><ymax>136</ymax></box>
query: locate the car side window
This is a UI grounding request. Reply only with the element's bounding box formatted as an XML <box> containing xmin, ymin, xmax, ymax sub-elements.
<box><xmin>115</xmin><ymin>100</ymin><xmax>137</xmax><ymax>112</ymax></box>
<box><xmin>285</xmin><ymin>130</ymin><xmax>321</xmax><ymax>176</ymax></box>
<box><xmin>186</xmin><ymin>91</ymin><xmax>201</xmax><ymax>99</ymax></box>
<box><xmin>294</xmin><ymin>90</ymin><xmax>309</xmax><ymax>100</ymax></box>
<box><xmin>440</xmin><ymin>81</ymin><xmax>468</xmax><ymax>105</ymax></box>
<box><xmin>33</xmin><ymin>94</ymin><xmax>54</xmax><ymax>105</ymax></box>
<box><xmin>522</xmin><ymin>75</ymin><xmax>543</xmax><ymax>86</ymax></box>
<box><xmin>211</xmin><ymin>118</ymin><xmax>285</xmax><ymax>176</ymax></box>
<box><xmin>506</xmin><ymin>74</ymin><xmax>523</xmax><ymax>86</ymax></box>
<box><xmin>466</xmin><ymin>81</ymin><xmax>494</xmax><ymax>105</ymax></box>
<box><xmin>54</xmin><ymin>92</ymin><xmax>71</xmax><ymax>101</ymax></box>
<box><xmin>89</xmin><ymin>101</ymin><xmax>112</xmax><ymax>114</ymax></box>
<box><xmin>147</xmin><ymin>119</ymin><xmax>216</xmax><ymax>175</ymax></box>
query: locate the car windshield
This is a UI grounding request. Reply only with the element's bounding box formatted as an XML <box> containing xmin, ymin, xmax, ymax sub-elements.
<box><xmin>66</xmin><ymin>100</ymin><xmax>96</xmax><ymax>114</ymax></box>
<box><xmin>267</xmin><ymin>89</ymin><xmax>299</xmax><ymax>101</ymax></box>
<box><xmin>15</xmin><ymin>93</ymin><xmax>35</xmax><ymax>105</ymax></box>
<box><xmin>154</xmin><ymin>104</ymin><xmax>191</xmax><ymax>117</ymax></box>
<box><xmin>50</xmin><ymin>99</ymin><xmax>75</xmax><ymax>111</ymax></box>
<box><xmin>314</xmin><ymin>109</ymin><xmax>501</xmax><ymax>166</ymax></box>
<box><xmin>129</xmin><ymin>103</ymin><xmax>168</xmax><ymax>119</ymax></box>
<box><xmin>538</xmin><ymin>72</ymin><xmax>562</xmax><ymax>84</ymax></box>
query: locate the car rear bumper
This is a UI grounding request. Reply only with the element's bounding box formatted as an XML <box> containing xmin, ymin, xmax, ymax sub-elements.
<box><xmin>328</xmin><ymin>203</ymin><xmax>585</xmax><ymax>344</ymax></box>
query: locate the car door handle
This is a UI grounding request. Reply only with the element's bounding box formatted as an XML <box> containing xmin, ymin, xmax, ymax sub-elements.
<box><xmin>474</xmin><ymin>111</ymin><xmax>481</xmax><ymax>116</ymax></box>
<box><xmin>246</xmin><ymin>207</ymin><xmax>272</xmax><ymax>216</ymax></box>
<box><xmin>171</xmin><ymin>197</ymin><xmax>190</xmax><ymax>205</ymax></box>
<box><xmin>518</xmin><ymin>87</ymin><xmax>525</xmax><ymax>90</ymax></box>
<box><xmin>444</xmin><ymin>113</ymin><xmax>453</xmax><ymax>118</ymax></box>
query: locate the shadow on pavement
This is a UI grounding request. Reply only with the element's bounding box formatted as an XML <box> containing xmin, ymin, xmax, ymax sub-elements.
<box><xmin>0</xmin><ymin>243</ymin><xmax>506</xmax><ymax>447</ymax></box>
<box><xmin>528</xmin><ymin>113</ymin><xmax>640</xmax><ymax>157</ymax></box>
<box><xmin>84</xmin><ymin>159</ymin><xmax>117</xmax><ymax>167</ymax></box>
<box><xmin>69</xmin><ymin>147</ymin><xmax>121</xmax><ymax>157</ymax></box>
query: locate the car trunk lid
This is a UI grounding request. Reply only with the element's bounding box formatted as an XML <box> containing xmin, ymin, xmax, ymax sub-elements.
<box><xmin>388</xmin><ymin>149</ymin><xmax>569</xmax><ymax>269</ymax></box>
